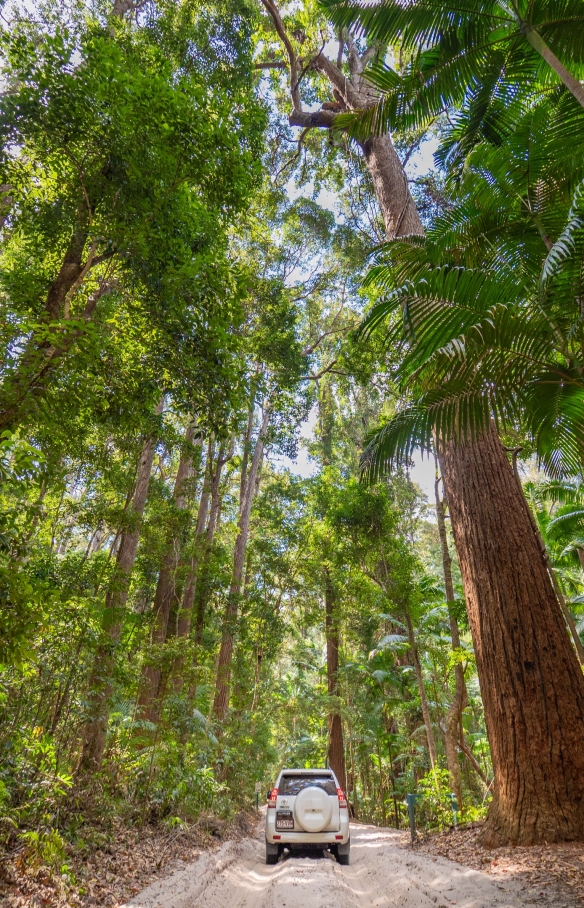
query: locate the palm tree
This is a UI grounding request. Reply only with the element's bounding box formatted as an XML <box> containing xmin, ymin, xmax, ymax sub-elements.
<box><xmin>359</xmin><ymin>113</ymin><xmax>584</xmax><ymax>479</ymax></box>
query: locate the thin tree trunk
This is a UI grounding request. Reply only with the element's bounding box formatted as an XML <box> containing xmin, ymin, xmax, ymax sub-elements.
<box><xmin>439</xmin><ymin>424</ymin><xmax>584</xmax><ymax>845</ymax></box>
<box><xmin>77</xmin><ymin>400</ymin><xmax>163</xmax><ymax>773</ymax></box>
<box><xmin>325</xmin><ymin>569</ymin><xmax>348</xmax><ymax>792</ymax></box>
<box><xmin>435</xmin><ymin>470</ymin><xmax>465</xmax><ymax>808</ymax></box>
<box><xmin>171</xmin><ymin>446</ymin><xmax>212</xmax><ymax>694</ymax></box>
<box><xmin>135</xmin><ymin>423</ymin><xmax>198</xmax><ymax>725</ymax></box>
<box><xmin>194</xmin><ymin>440</ymin><xmax>229</xmax><ymax>648</ymax></box>
<box><xmin>212</xmin><ymin>407</ymin><xmax>270</xmax><ymax>721</ymax></box>
<box><xmin>319</xmin><ymin>379</ymin><xmax>348</xmax><ymax>790</ymax></box>
<box><xmin>458</xmin><ymin>737</ymin><xmax>490</xmax><ymax>788</ymax></box>
<box><xmin>404</xmin><ymin>611</ymin><xmax>437</xmax><ymax>771</ymax></box>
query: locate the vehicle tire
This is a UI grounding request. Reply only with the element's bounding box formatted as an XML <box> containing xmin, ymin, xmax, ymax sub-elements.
<box><xmin>265</xmin><ymin>840</ymin><xmax>279</xmax><ymax>865</ymax></box>
<box><xmin>336</xmin><ymin>842</ymin><xmax>350</xmax><ymax>866</ymax></box>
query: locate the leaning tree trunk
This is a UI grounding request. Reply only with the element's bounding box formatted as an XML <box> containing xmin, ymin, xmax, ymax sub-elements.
<box><xmin>435</xmin><ymin>474</ymin><xmax>466</xmax><ymax>808</ymax></box>
<box><xmin>77</xmin><ymin>402</ymin><xmax>162</xmax><ymax>773</ymax></box>
<box><xmin>439</xmin><ymin>424</ymin><xmax>584</xmax><ymax>845</ymax></box>
<box><xmin>135</xmin><ymin>424</ymin><xmax>198</xmax><ymax>725</ymax></box>
<box><xmin>325</xmin><ymin>570</ymin><xmax>347</xmax><ymax>793</ymax></box>
<box><xmin>212</xmin><ymin>408</ymin><xmax>270</xmax><ymax>722</ymax></box>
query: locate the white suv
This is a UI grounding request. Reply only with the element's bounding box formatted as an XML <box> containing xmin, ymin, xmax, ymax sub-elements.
<box><xmin>265</xmin><ymin>768</ymin><xmax>350</xmax><ymax>865</ymax></box>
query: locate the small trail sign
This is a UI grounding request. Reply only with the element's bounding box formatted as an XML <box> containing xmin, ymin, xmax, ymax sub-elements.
<box><xmin>254</xmin><ymin>781</ymin><xmax>262</xmax><ymax>809</ymax></box>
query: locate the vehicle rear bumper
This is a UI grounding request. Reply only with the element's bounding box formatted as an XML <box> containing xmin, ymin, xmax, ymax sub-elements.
<box><xmin>265</xmin><ymin>829</ymin><xmax>349</xmax><ymax>845</ymax></box>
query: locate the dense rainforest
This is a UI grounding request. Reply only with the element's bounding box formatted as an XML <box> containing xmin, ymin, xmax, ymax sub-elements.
<box><xmin>1</xmin><ymin>0</ymin><xmax>584</xmax><ymax>892</ymax></box>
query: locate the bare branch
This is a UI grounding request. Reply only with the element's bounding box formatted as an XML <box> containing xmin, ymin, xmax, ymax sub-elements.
<box><xmin>112</xmin><ymin>0</ymin><xmax>148</xmax><ymax>18</ymax></box>
<box><xmin>313</xmin><ymin>53</ymin><xmax>363</xmax><ymax>108</ymax></box>
<box><xmin>361</xmin><ymin>45</ymin><xmax>379</xmax><ymax>70</ymax></box>
<box><xmin>275</xmin><ymin>127</ymin><xmax>309</xmax><ymax>182</ymax></box>
<box><xmin>260</xmin><ymin>0</ymin><xmax>302</xmax><ymax>109</ymax></box>
<box><xmin>254</xmin><ymin>61</ymin><xmax>287</xmax><ymax>70</ymax></box>
<box><xmin>299</xmin><ymin>359</ymin><xmax>339</xmax><ymax>381</ymax></box>
<box><xmin>293</xmin><ymin>33</ymin><xmax>326</xmax><ymax>98</ymax></box>
<box><xmin>301</xmin><ymin>298</ymin><xmax>348</xmax><ymax>355</ymax></box>
<box><xmin>336</xmin><ymin>30</ymin><xmax>344</xmax><ymax>68</ymax></box>
<box><xmin>289</xmin><ymin>109</ymin><xmax>337</xmax><ymax>129</ymax></box>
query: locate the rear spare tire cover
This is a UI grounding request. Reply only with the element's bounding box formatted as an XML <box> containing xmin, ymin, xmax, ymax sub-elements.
<box><xmin>293</xmin><ymin>786</ymin><xmax>333</xmax><ymax>832</ymax></box>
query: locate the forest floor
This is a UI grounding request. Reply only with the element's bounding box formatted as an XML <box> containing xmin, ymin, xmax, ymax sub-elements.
<box><xmin>407</xmin><ymin>822</ymin><xmax>584</xmax><ymax>907</ymax></box>
<box><xmin>0</xmin><ymin>811</ymin><xmax>257</xmax><ymax>908</ymax></box>
<box><xmin>2</xmin><ymin>815</ymin><xmax>582</xmax><ymax>907</ymax></box>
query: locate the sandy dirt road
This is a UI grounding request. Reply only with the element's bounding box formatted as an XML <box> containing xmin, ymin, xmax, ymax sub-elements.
<box><xmin>123</xmin><ymin>822</ymin><xmax>552</xmax><ymax>908</ymax></box>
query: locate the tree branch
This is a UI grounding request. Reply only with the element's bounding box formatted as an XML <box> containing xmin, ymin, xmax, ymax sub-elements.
<box><xmin>254</xmin><ymin>61</ymin><xmax>288</xmax><ymax>70</ymax></box>
<box><xmin>289</xmin><ymin>109</ymin><xmax>338</xmax><ymax>129</ymax></box>
<box><xmin>260</xmin><ymin>0</ymin><xmax>302</xmax><ymax>109</ymax></box>
<box><xmin>299</xmin><ymin>359</ymin><xmax>339</xmax><ymax>381</ymax></box>
<box><xmin>275</xmin><ymin>127</ymin><xmax>309</xmax><ymax>182</ymax></box>
<box><xmin>313</xmin><ymin>53</ymin><xmax>363</xmax><ymax>108</ymax></box>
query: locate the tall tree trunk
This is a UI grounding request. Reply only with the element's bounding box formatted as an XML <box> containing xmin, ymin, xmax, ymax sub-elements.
<box><xmin>135</xmin><ymin>424</ymin><xmax>198</xmax><ymax>725</ymax></box>
<box><xmin>77</xmin><ymin>401</ymin><xmax>163</xmax><ymax>773</ymax></box>
<box><xmin>264</xmin><ymin>7</ymin><xmax>584</xmax><ymax>843</ymax></box>
<box><xmin>194</xmin><ymin>440</ymin><xmax>229</xmax><ymax>648</ymax></box>
<box><xmin>325</xmin><ymin>570</ymin><xmax>347</xmax><ymax>792</ymax></box>
<box><xmin>435</xmin><ymin>471</ymin><xmax>465</xmax><ymax>808</ymax></box>
<box><xmin>439</xmin><ymin>424</ymin><xmax>584</xmax><ymax>845</ymax></box>
<box><xmin>212</xmin><ymin>407</ymin><xmax>270</xmax><ymax>721</ymax></box>
<box><xmin>171</xmin><ymin>444</ymin><xmax>212</xmax><ymax>694</ymax></box>
<box><xmin>319</xmin><ymin>379</ymin><xmax>347</xmax><ymax>791</ymax></box>
<box><xmin>404</xmin><ymin>611</ymin><xmax>438</xmax><ymax>771</ymax></box>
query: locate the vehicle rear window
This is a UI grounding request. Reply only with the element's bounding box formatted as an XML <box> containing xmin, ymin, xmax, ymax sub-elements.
<box><xmin>278</xmin><ymin>774</ymin><xmax>337</xmax><ymax>796</ymax></box>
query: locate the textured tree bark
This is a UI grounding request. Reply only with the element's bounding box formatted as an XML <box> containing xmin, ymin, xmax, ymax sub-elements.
<box><xmin>510</xmin><ymin>463</ymin><xmax>584</xmax><ymax>668</ymax></box>
<box><xmin>135</xmin><ymin>424</ymin><xmax>198</xmax><ymax>725</ymax></box>
<box><xmin>360</xmin><ymin>135</ymin><xmax>423</xmax><ymax>238</ymax></box>
<box><xmin>439</xmin><ymin>424</ymin><xmax>584</xmax><ymax>845</ymax></box>
<box><xmin>212</xmin><ymin>408</ymin><xmax>270</xmax><ymax>721</ymax></box>
<box><xmin>77</xmin><ymin>401</ymin><xmax>162</xmax><ymax>773</ymax></box>
<box><xmin>325</xmin><ymin>570</ymin><xmax>348</xmax><ymax>792</ymax></box>
<box><xmin>435</xmin><ymin>474</ymin><xmax>466</xmax><ymax>808</ymax></box>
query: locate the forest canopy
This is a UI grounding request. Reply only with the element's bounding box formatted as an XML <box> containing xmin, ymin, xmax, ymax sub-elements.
<box><xmin>1</xmin><ymin>0</ymin><xmax>584</xmax><ymax>893</ymax></box>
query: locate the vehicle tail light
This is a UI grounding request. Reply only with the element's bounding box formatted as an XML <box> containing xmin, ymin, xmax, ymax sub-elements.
<box><xmin>337</xmin><ymin>788</ymin><xmax>347</xmax><ymax>808</ymax></box>
<box><xmin>335</xmin><ymin>835</ymin><xmax>343</xmax><ymax>840</ymax></box>
<box><xmin>268</xmin><ymin>787</ymin><xmax>278</xmax><ymax>808</ymax></box>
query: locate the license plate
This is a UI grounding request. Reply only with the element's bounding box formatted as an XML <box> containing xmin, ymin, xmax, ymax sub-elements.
<box><xmin>276</xmin><ymin>818</ymin><xmax>294</xmax><ymax>829</ymax></box>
